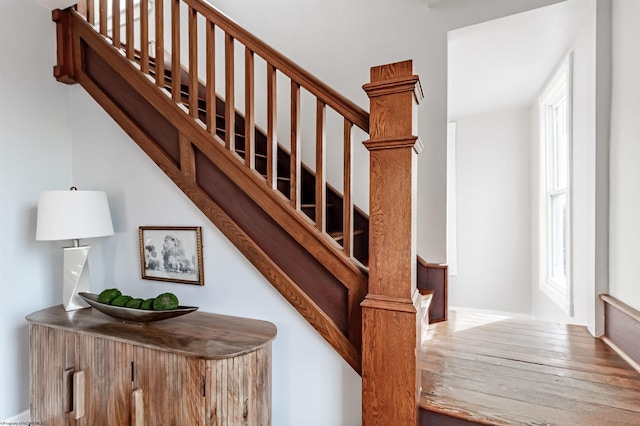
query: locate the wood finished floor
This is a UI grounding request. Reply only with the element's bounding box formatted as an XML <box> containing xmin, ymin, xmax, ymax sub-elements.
<box><xmin>419</xmin><ymin>310</ymin><xmax>640</xmax><ymax>425</ymax></box>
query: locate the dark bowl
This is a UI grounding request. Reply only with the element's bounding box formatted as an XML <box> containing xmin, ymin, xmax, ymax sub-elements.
<box><xmin>79</xmin><ymin>292</ymin><xmax>198</xmax><ymax>323</ymax></box>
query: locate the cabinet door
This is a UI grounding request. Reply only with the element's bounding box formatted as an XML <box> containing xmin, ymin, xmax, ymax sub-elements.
<box><xmin>30</xmin><ymin>324</ymin><xmax>77</xmax><ymax>426</ymax></box>
<box><xmin>133</xmin><ymin>346</ymin><xmax>206</xmax><ymax>425</ymax></box>
<box><xmin>207</xmin><ymin>345</ymin><xmax>272</xmax><ymax>426</ymax></box>
<box><xmin>76</xmin><ymin>334</ymin><xmax>133</xmax><ymax>426</ymax></box>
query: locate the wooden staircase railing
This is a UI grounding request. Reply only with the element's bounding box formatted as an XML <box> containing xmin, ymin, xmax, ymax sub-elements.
<box><xmin>77</xmin><ymin>0</ymin><xmax>369</xmax><ymax>261</ymax></box>
<box><xmin>55</xmin><ymin>2</ymin><xmax>368</xmax><ymax>373</ymax></box>
<box><xmin>52</xmin><ymin>1</ymin><xmax>427</xmax><ymax>423</ymax></box>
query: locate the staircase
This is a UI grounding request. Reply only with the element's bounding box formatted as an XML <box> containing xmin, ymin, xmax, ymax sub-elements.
<box><xmin>151</xmin><ymin>53</ymin><xmax>372</xmax><ymax>267</ymax></box>
<box><xmin>51</xmin><ymin>1</ymin><xmax>434</xmax><ymax>423</ymax></box>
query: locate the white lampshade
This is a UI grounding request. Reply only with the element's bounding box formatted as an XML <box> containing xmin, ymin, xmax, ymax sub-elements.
<box><xmin>36</xmin><ymin>190</ymin><xmax>114</xmax><ymax>242</ymax></box>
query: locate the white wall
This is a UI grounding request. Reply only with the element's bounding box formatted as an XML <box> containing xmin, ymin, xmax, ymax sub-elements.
<box><xmin>449</xmin><ymin>108</ymin><xmax>532</xmax><ymax>315</ymax></box>
<box><xmin>610</xmin><ymin>0</ymin><xmax>640</xmax><ymax>311</ymax></box>
<box><xmin>0</xmin><ymin>0</ymin><xmax>73</xmax><ymax>419</ymax></box>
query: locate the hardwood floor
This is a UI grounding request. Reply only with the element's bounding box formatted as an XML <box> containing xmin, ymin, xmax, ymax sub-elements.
<box><xmin>419</xmin><ymin>310</ymin><xmax>640</xmax><ymax>425</ymax></box>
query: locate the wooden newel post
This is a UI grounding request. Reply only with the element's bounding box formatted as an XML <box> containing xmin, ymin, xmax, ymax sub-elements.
<box><xmin>52</xmin><ymin>7</ymin><xmax>77</xmax><ymax>84</ymax></box>
<box><xmin>361</xmin><ymin>60</ymin><xmax>423</xmax><ymax>425</ymax></box>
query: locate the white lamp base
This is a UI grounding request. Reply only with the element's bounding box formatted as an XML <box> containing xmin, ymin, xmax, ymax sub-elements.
<box><xmin>63</xmin><ymin>246</ymin><xmax>92</xmax><ymax>311</ymax></box>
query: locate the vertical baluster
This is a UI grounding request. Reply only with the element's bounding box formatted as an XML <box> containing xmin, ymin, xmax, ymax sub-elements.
<box><xmin>140</xmin><ymin>0</ymin><xmax>149</xmax><ymax>74</ymax></box>
<box><xmin>266</xmin><ymin>64</ymin><xmax>277</xmax><ymax>190</ymax></box>
<box><xmin>315</xmin><ymin>99</ymin><xmax>326</xmax><ymax>232</ymax></box>
<box><xmin>224</xmin><ymin>33</ymin><xmax>235</xmax><ymax>151</ymax></box>
<box><xmin>343</xmin><ymin>119</ymin><xmax>353</xmax><ymax>257</ymax></box>
<box><xmin>171</xmin><ymin>0</ymin><xmax>181</xmax><ymax>102</ymax></box>
<box><xmin>188</xmin><ymin>7</ymin><xmax>198</xmax><ymax>119</ymax></box>
<box><xmin>205</xmin><ymin>21</ymin><xmax>216</xmax><ymax>134</ymax></box>
<box><xmin>112</xmin><ymin>0</ymin><xmax>120</xmax><ymax>47</ymax></box>
<box><xmin>154</xmin><ymin>0</ymin><xmax>164</xmax><ymax>88</ymax></box>
<box><xmin>245</xmin><ymin>48</ymin><xmax>255</xmax><ymax>169</ymax></box>
<box><xmin>126</xmin><ymin>0</ymin><xmax>134</xmax><ymax>59</ymax></box>
<box><xmin>290</xmin><ymin>81</ymin><xmax>301</xmax><ymax>209</ymax></box>
<box><xmin>88</xmin><ymin>0</ymin><xmax>95</xmax><ymax>25</ymax></box>
<box><xmin>77</xmin><ymin>0</ymin><xmax>91</xmax><ymax>24</ymax></box>
<box><xmin>99</xmin><ymin>0</ymin><xmax>107</xmax><ymax>37</ymax></box>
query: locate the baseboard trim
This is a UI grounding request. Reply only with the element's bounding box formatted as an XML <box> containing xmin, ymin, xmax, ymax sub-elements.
<box><xmin>601</xmin><ymin>336</ymin><xmax>640</xmax><ymax>374</ymax></box>
<box><xmin>2</xmin><ymin>410</ymin><xmax>29</xmax><ymax>422</ymax></box>
<box><xmin>419</xmin><ymin>408</ymin><xmax>485</xmax><ymax>425</ymax></box>
<box><xmin>600</xmin><ymin>294</ymin><xmax>640</xmax><ymax>372</ymax></box>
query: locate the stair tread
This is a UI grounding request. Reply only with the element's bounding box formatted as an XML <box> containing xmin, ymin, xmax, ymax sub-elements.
<box><xmin>301</xmin><ymin>203</ymin><xmax>335</xmax><ymax>209</ymax></box>
<box><xmin>329</xmin><ymin>229</ymin><xmax>365</xmax><ymax>239</ymax></box>
<box><xmin>234</xmin><ymin>148</ymin><xmax>268</xmax><ymax>159</ymax></box>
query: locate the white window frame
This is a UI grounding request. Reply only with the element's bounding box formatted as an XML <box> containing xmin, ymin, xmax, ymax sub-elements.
<box><xmin>538</xmin><ymin>53</ymin><xmax>573</xmax><ymax>315</ymax></box>
<box><xmin>446</xmin><ymin>122</ymin><xmax>458</xmax><ymax>276</ymax></box>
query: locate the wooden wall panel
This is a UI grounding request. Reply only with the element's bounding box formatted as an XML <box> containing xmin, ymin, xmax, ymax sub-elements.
<box><xmin>417</xmin><ymin>260</ymin><xmax>448</xmax><ymax>323</ymax></box>
<box><xmin>602</xmin><ymin>294</ymin><xmax>640</xmax><ymax>369</ymax></box>
<box><xmin>82</xmin><ymin>42</ymin><xmax>181</xmax><ymax>166</ymax></box>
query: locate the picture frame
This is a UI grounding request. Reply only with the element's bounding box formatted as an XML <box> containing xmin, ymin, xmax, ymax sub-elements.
<box><xmin>139</xmin><ymin>226</ymin><xmax>204</xmax><ymax>285</ymax></box>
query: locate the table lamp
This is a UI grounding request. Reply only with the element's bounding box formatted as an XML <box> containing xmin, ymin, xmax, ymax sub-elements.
<box><xmin>36</xmin><ymin>187</ymin><xmax>114</xmax><ymax>311</ymax></box>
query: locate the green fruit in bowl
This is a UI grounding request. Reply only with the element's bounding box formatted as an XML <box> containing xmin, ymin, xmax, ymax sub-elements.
<box><xmin>125</xmin><ymin>298</ymin><xmax>144</xmax><ymax>309</ymax></box>
<box><xmin>153</xmin><ymin>293</ymin><xmax>179</xmax><ymax>310</ymax></box>
<box><xmin>140</xmin><ymin>298</ymin><xmax>156</xmax><ymax>310</ymax></box>
<box><xmin>111</xmin><ymin>295</ymin><xmax>132</xmax><ymax>307</ymax></box>
<box><xmin>97</xmin><ymin>288</ymin><xmax>121</xmax><ymax>304</ymax></box>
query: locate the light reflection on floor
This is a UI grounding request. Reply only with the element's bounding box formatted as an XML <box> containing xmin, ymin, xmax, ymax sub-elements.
<box><xmin>421</xmin><ymin>309</ymin><xmax>512</xmax><ymax>344</ymax></box>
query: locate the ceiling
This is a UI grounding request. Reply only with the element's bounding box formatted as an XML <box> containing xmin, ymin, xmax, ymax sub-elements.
<box><xmin>447</xmin><ymin>0</ymin><xmax>593</xmax><ymax>119</ymax></box>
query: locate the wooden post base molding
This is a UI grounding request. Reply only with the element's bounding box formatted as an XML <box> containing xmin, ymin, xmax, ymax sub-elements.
<box><xmin>361</xmin><ymin>291</ymin><xmax>421</xmax><ymax>425</ymax></box>
<box><xmin>600</xmin><ymin>294</ymin><xmax>640</xmax><ymax>372</ymax></box>
<box><xmin>27</xmin><ymin>305</ymin><xmax>277</xmax><ymax>425</ymax></box>
<box><xmin>361</xmin><ymin>291</ymin><xmax>422</xmax><ymax>313</ymax></box>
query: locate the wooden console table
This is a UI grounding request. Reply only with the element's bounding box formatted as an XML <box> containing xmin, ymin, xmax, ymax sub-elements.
<box><xmin>27</xmin><ymin>305</ymin><xmax>277</xmax><ymax>425</ymax></box>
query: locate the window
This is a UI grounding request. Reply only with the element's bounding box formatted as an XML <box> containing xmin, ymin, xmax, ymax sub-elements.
<box><xmin>447</xmin><ymin>122</ymin><xmax>458</xmax><ymax>276</ymax></box>
<box><xmin>538</xmin><ymin>54</ymin><xmax>573</xmax><ymax>315</ymax></box>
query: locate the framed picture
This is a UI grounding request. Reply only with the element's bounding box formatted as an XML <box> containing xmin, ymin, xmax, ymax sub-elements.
<box><xmin>139</xmin><ymin>226</ymin><xmax>204</xmax><ymax>285</ymax></box>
